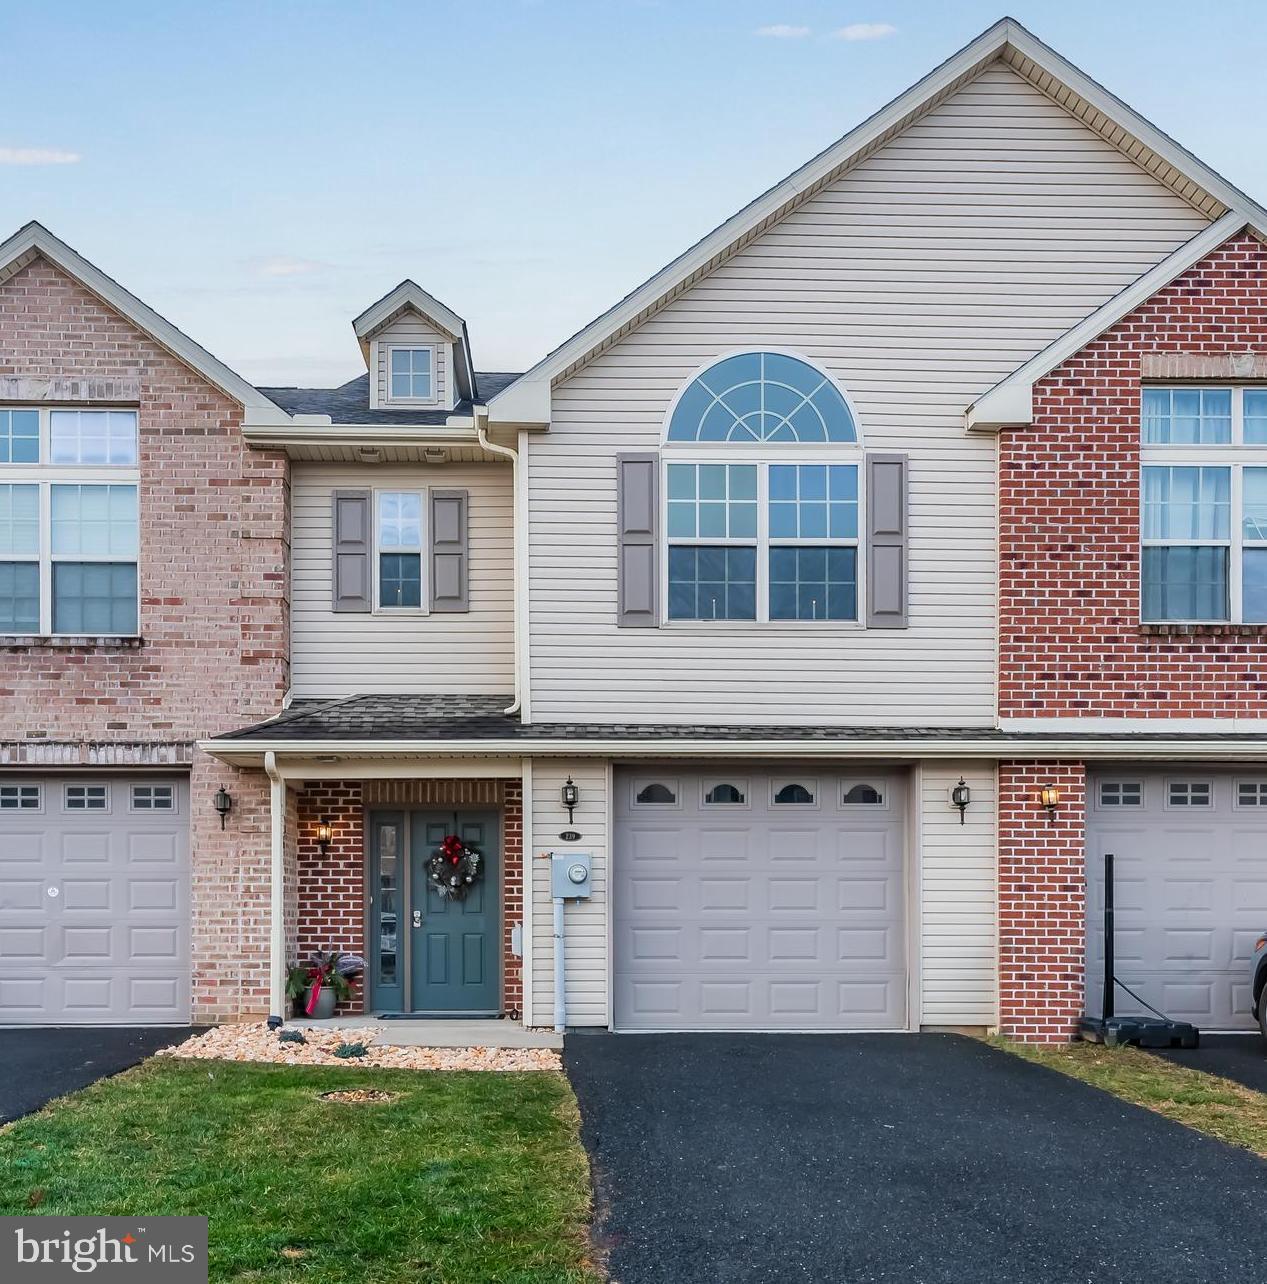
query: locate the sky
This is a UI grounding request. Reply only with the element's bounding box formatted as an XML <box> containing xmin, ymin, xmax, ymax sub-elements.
<box><xmin>2</xmin><ymin>0</ymin><xmax>1265</xmax><ymax>388</ymax></box>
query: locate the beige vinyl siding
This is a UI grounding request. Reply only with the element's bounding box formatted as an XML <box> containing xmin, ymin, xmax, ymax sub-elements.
<box><xmin>373</xmin><ymin>314</ymin><xmax>452</xmax><ymax>409</ymax></box>
<box><xmin>529</xmin><ymin>760</ymin><xmax>609</xmax><ymax>1028</ymax></box>
<box><xmin>290</xmin><ymin>462</ymin><xmax>514</xmax><ymax>698</ymax></box>
<box><xmin>527</xmin><ymin>63</ymin><xmax>1210</xmax><ymax>725</ymax></box>
<box><xmin>917</xmin><ymin>761</ymin><xmax>997</xmax><ymax>1026</ymax></box>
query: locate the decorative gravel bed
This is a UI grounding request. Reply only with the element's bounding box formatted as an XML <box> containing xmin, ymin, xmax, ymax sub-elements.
<box><xmin>157</xmin><ymin>1023</ymin><xmax>562</xmax><ymax>1073</ymax></box>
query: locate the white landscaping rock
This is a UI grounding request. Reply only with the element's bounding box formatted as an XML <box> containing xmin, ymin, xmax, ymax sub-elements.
<box><xmin>156</xmin><ymin>1023</ymin><xmax>562</xmax><ymax>1073</ymax></box>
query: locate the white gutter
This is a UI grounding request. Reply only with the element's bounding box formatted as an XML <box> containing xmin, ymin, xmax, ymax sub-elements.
<box><xmin>202</xmin><ymin>735</ymin><xmax>1267</xmax><ymax>764</ymax></box>
<box><xmin>476</xmin><ymin>414</ymin><xmax>522</xmax><ymax>716</ymax></box>
<box><xmin>264</xmin><ymin>751</ymin><xmax>287</xmax><ymax>1025</ymax></box>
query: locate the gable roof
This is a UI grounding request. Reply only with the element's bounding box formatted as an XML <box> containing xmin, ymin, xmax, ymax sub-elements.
<box><xmin>0</xmin><ymin>221</ymin><xmax>290</xmax><ymax>422</ymax></box>
<box><xmin>967</xmin><ymin>213</ymin><xmax>1267</xmax><ymax>430</ymax></box>
<box><xmin>488</xmin><ymin>16</ymin><xmax>1267</xmax><ymax>426</ymax></box>
<box><xmin>352</xmin><ymin>279</ymin><xmax>478</xmax><ymax>399</ymax></box>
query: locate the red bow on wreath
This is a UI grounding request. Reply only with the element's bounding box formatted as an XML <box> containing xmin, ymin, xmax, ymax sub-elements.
<box><xmin>441</xmin><ymin>834</ymin><xmax>465</xmax><ymax>865</ymax></box>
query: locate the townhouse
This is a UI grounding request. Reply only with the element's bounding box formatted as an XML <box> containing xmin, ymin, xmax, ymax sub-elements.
<box><xmin>2</xmin><ymin>17</ymin><xmax>1265</xmax><ymax>1041</ymax></box>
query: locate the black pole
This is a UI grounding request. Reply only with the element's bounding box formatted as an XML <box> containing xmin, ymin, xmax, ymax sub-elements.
<box><xmin>1102</xmin><ymin>852</ymin><xmax>1115</xmax><ymax>1022</ymax></box>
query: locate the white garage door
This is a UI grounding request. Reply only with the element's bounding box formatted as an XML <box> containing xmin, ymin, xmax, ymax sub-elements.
<box><xmin>1086</xmin><ymin>769</ymin><xmax>1267</xmax><ymax>1031</ymax></box>
<box><xmin>0</xmin><ymin>776</ymin><xmax>190</xmax><ymax>1024</ymax></box>
<box><xmin>614</xmin><ymin>768</ymin><xmax>907</xmax><ymax>1031</ymax></box>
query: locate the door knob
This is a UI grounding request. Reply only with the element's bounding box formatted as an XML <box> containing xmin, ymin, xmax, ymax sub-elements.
<box><xmin>412</xmin><ymin>909</ymin><xmax>422</xmax><ymax>928</ymax></box>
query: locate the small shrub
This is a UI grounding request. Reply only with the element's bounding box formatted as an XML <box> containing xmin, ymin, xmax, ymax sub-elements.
<box><xmin>333</xmin><ymin>1041</ymin><xmax>369</xmax><ymax>1059</ymax></box>
<box><xmin>278</xmin><ymin>1029</ymin><xmax>306</xmax><ymax>1045</ymax></box>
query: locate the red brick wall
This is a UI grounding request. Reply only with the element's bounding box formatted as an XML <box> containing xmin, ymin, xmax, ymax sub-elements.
<box><xmin>293</xmin><ymin>779</ymin><xmax>523</xmax><ymax>1017</ymax></box>
<box><xmin>997</xmin><ymin>761</ymin><xmax>1087</xmax><ymax>1042</ymax></box>
<box><xmin>0</xmin><ymin>255</ymin><xmax>291</xmax><ymax>1023</ymax></box>
<box><xmin>1000</xmin><ymin>232</ymin><xmax>1267</xmax><ymax>719</ymax></box>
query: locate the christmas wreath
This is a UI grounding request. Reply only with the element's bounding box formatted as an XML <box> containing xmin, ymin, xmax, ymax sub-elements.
<box><xmin>426</xmin><ymin>833</ymin><xmax>483</xmax><ymax>901</ymax></box>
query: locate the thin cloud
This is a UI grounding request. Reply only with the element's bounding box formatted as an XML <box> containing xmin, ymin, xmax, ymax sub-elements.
<box><xmin>756</xmin><ymin>23</ymin><xmax>811</xmax><ymax>38</ymax></box>
<box><xmin>0</xmin><ymin>147</ymin><xmax>81</xmax><ymax>165</ymax></box>
<box><xmin>251</xmin><ymin>255</ymin><xmax>328</xmax><ymax>279</ymax></box>
<box><xmin>832</xmin><ymin>22</ymin><xmax>897</xmax><ymax>41</ymax></box>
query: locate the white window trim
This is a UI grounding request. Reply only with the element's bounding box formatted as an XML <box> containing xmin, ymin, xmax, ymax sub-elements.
<box><xmin>0</xmin><ymin>407</ymin><xmax>140</xmax><ymax>637</ymax></box>
<box><xmin>1141</xmin><ymin>386</ymin><xmax>1267</xmax><ymax>624</ymax></box>
<box><xmin>1233</xmin><ymin>778</ymin><xmax>1267</xmax><ymax>809</ymax></box>
<box><xmin>701</xmin><ymin>778</ymin><xmax>750</xmax><ymax>808</ymax></box>
<box><xmin>64</xmin><ymin>781</ymin><xmax>111</xmax><ymax>813</ymax></box>
<box><xmin>630</xmin><ymin>777</ymin><xmax>681</xmax><ymax>809</ymax></box>
<box><xmin>0</xmin><ymin>781</ymin><xmax>43</xmax><ymax>812</ymax></box>
<box><xmin>659</xmin><ymin>450</ymin><xmax>865</xmax><ymax>627</ymax></box>
<box><xmin>1163</xmin><ymin>778</ymin><xmax>1214</xmax><ymax>810</ymax></box>
<box><xmin>384</xmin><ymin>344</ymin><xmax>441</xmax><ymax>407</ymax></box>
<box><xmin>1094</xmin><ymin>780</ymin><xmax>1145</xmax><ymax>810</ymax></box>
<box><xmin>770</xmin><ymin>777</ymin><xmax>820</xmax><ymax>808</ymax></box>
<box><xmin>129</xmin><ymin>782</ymin><xmax>177</xmax><ymax>813</ymax></box>
<box><xmin>372</xmin><ymin>487</ymin><xmax>428</xmax><ymax>615</ymax></box>
<box><xmin>840</xmin><ymin>780</ymin><xmax>889</xmax><ymax>809</ymax></box>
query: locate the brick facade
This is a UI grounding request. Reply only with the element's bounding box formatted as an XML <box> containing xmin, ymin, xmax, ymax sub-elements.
<box><xmin>995</xmin><ymin>231</ymin><xmax>1267</xmax><ymax>1041</ymax></box>
<box><xmin>0</xmin><ymin>255</ymin><xmax>290</xmax><ymax>1023</ymax></box>
<box><xmin>1000</xmin><ymin>232</ymin><xmax>1267</xmax><ymax>720</ymax></box>
<box><xmin>997</xmin><ymin>762</ymin><xmax>1087</xmax><ymax>1042</ymax></box>
<box><xmin>293</xmin><ymin>779</ymin><xmax>524</xmax><ymax>1017</ymax></box>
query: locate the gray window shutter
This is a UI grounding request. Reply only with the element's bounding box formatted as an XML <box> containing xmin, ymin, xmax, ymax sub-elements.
<box><xmin>430</xmin><ymin>489</ymin><xmax>469</xmax><ymax>612</ymax></box>
<box><xmin>332</xmin><ymin>490</ymin><xmax>371</xmax><ymax>613</ymax></box>
<box><xmin>866</xmin><ymin>454</ymin><xmax>908</xmax><ymax>629</ymax></box>
<box><xmin>617</xmin><ymin>453</ymin><xmax>659</xmax><ymax>627</ymax></box>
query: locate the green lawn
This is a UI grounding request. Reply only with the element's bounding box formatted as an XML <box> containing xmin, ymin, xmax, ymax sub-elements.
<box><xmin>990</xmin><ymin>1036</ymin><xmax>1267</xmax><ymax>1159</ymax></box>
<box><xmin>0</xmin><ymin>1059</ymin><xmax>598</xmax><ymax>1284</ymax></box>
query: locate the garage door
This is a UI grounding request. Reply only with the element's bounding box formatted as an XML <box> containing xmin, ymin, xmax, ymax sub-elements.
<box><xmin>0</xmin><ymin>776</ymin><xmax>190</xmax><ymax>1024</ymax></box>
<box><xmin>1086</xmin><ymin>769</ymin><xmax>1267</xmax><ymax>1031</ymax></box>
<box><xmin>614</xmin><ymin>768</ymin><xmax>907</xmax><ymax>1031</ymax></box>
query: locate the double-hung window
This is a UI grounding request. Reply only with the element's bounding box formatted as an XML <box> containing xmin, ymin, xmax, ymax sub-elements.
<box><xmin>375</xmin><ymin>490</ymin><xmax>424</xmax><ymax>609</ymax></box>
<box><xmin>1141</xmin><ymin>387</ymin><xmax>1267</xmax><ymax>623</ymax></box>
<box><xmin>663</xmin><ymin>352</ymin><xmax>862</xmax><ymax>623</ymax></box>
<box><xmin>0</xmin><ymin>409</ymin><xmax>139</xmax><ymax>636</ymax></box>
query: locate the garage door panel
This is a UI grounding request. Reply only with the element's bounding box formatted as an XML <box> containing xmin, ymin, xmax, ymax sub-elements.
<box><xmin>0</xmin><ymin>776</ymin><xmax>189</xmax><ymax>1024</ymax></box>
<box><xmin>615</xmin><ymin>768</ymin><xmax>906</xmax><ymax>1031</ymax></box>
<box><xmin>1086</xmin><ymin>770</ymin><xmax>1264</xmax><ymax>1031</ymax></box>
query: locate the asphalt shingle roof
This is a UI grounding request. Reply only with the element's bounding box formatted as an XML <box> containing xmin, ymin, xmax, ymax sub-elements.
<box><xmin>215</xmin><ymin>694</ymin><xmax>1267</xmax><ymax>745</ymax></box>
<box><xmin>257</xmin><ymin>372</ymin><xmax>521</xmax><ymax>424</ymax></box>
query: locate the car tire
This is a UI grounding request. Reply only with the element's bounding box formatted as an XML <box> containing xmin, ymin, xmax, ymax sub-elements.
<box><xmin>1261</xmin><ymin>992</ymin><xmax>1267</xmax><ymax>1041</ymax></box>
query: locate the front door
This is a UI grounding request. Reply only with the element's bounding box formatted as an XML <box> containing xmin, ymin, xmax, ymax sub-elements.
<box><xmin>408</xmin><ymin>810</ymin><xmax>500</xmax><ymax>1014</ymax></box>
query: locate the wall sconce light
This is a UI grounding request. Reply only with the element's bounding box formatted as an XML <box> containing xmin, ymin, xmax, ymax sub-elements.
<box><xmin>1038</xmin><ymin>786</ymin><xmax>1061</xmax><ymax>826</ymax></box>
<box><xmin>316</xmin><ymin>818</ymin><xmax>333</xmax><ymax>856</ymax></box>
<box><xmin>950</xmin><ymin>777</ymin><xmax>971</xmax><ymax>825</ymax></box>
<box><xmin>561</xmin><ymin>776</ymin><xmax>579</xmax><ymax>824</ymax></box>
<box><xmin>213</xmin><ymin>786</ymin><xmax>232</xmax><ymax>830</ymax></box>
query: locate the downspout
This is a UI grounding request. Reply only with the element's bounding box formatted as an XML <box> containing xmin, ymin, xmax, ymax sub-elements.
<box><xmin>264</xmin><ymin>751</ymin><xmax>286</xmax><ymax>1026</ymax></box>
<box><xmin>476</xmin><ymin>413</ymin><xmax>522</xmax><ymax>716</ymax></box>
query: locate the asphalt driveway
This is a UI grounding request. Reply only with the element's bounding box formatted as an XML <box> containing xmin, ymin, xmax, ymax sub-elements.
<box><xmin>565</xmin><ymin>1032</ymin><xmax>1267</xmax><ymax>1284</ymax></box>
<box><xmin>1150</xmin><ymin>1033</ymin><xmax>1267</xmax><ymax>1095</ymax></box>
<box><xmin>0</xmin><ymin>1026</ymin><xmax>196</xmax><ymax>1124</ymax></box>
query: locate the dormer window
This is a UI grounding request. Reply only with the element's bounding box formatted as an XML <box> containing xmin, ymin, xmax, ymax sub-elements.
<box><xmin>389</xmin><ymin>347</ymin><xmax>435</xmax><ymax>402</ymax></box>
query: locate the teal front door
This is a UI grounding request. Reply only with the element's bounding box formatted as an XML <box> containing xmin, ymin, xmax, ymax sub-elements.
<box><xmin>408</xmin><ymin>810</ymin><xmax>500</xmax><ymax>1014</ymax></box>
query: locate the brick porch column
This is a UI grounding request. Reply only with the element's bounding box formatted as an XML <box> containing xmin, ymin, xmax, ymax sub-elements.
<box><xmin>997</xmin><ymin>761</ymin><xmax>1087</xmax><ymax>1043</ymax></box>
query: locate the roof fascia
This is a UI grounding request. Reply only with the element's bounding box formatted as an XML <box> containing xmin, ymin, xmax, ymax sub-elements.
<box><xmin>0</xmin><ymin>221</ymin><xmax>290</xmax><ymax>423</ymax></box>
<box><xmin>353</xmin><ymin>280</ymin><xmax>465</xmax><ymax>344</ymax></box>
<box><xmin>967</xmin><ymin>213</ymin><xmax>1253</xmax><ymax>431</ymax></box>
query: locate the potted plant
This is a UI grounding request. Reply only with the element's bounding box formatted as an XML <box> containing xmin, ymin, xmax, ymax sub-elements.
<box><xmin>286</xmin><ymin>950</ymin><xmax>365</xmax><ymax>1019</ymax></box>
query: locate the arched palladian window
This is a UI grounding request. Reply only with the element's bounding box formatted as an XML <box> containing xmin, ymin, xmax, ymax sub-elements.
<box><xmin>664</xmin><ymin>352</ymin><xmax>861</xmax><ymax>623</ymax></box>
<box><xmin>667</xmin><ymin>352</ymin><xmax>857</xmax><ymax>443</ymax></box>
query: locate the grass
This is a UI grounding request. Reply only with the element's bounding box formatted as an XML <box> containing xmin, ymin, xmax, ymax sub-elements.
<box><xmin>0</xmin><ymin>1058</ymin><xmax>598</xmax><ymax>1284</ymax></box>
<box><xmin>990</xmin><ymin>1036</ymin><xmax>1267</xmax><ymax>1159</ymax></box>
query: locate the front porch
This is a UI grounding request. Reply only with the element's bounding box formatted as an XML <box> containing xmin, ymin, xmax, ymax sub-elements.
<box><xmin>286</xmin><ymin>767</ymin><xmax>526</xmax><ymax>1025</ymax></box>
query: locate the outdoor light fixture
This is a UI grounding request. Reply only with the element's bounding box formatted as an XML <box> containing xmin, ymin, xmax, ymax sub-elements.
<box><xmin>561</xmin><ymin>776</ymin><xmax>579</xmax><ymax>824</ymax></box>
<box><xmin>213</xmin><ymin>786</ymin><xmax>232</xmax><ymax>830</ymax></box>
<box><xmin>950</xmin><ymin>777</ymin><xmax>971</xmax><ymax>825</ymax></box>
<box><xmin>1038</xmin><ymin>786</ymin><xmax>1061</xmax><ymax>826</ymax></box>
<box><xmin>316</xmin><ymin>818</ymin><xmax>333</xmax><ymax>856</ymax></box>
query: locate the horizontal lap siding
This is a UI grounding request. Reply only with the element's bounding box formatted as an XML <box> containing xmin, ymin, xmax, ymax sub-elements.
<box><xmin>528</xmin><ymin>64</ymin><xmax>1209</xmax><ymax>725</ymax></box>
<box><xmin>374</xmin><ymin>314</ymin><xmax>450</xmax><ymax>408</ymax></box>
<box><xmin>529</xmin><ymin>761</ymin><xmax>609</xmax><ymax>1027</ymax></box>
<box><xmin>919</xmin><ymin>761</ymin><xmax>998</xmax><ymax>1025</ymax></box>
<box><xmin>291</xmin><ymin>462</ymin><xmax>514</xmax><ymax>697</ymax></box>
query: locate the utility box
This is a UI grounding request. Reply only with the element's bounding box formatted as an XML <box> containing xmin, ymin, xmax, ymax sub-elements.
<box><xmin>551</xmin><ymin>850</ymin><xmax>593</xmax><ymax>900</ymax></box>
